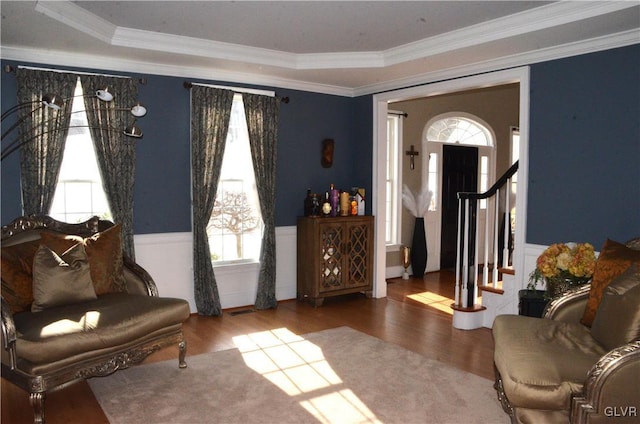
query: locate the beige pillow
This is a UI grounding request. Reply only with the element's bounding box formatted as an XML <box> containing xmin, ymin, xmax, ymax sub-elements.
<box><xmin>590</xmin><ymin>263</ymin><xmax>640</xmax><ymax>351</ymax></box>
<box><xmin>31</xmin><ymin>243</ymin><xmax>97</xmax><ymax>312</ymax></box>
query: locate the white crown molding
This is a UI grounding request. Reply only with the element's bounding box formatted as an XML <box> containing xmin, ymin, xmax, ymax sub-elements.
<box><xmin>112</xmin><ymin>27</ymin><xmax>297</xmax><ymax>70</ymax></box>
<box><xmin>33</xmin><ymin>0</ymin><xmax>638</xmax><ymax>71</ymax></box>
<box><xmin>382</xmin><ymin>1</ymin><xmax>637</xmax><ymax>66</ymax></box>
<box><xmin>354</xmin><ymin>29</ymin><xmax>640</xmax><ymax>96</ymax></box>
<box><xmin>0</xmin><ymin>46</ymin><xmax>355</xmax><ymax>97</ymax></box>
<box><xmin>34</xmin><ymin>0</ymin><xmax>115</xmax><ymax>44</ymax></box>
<box><xmin>2</xmin><ymin>30</ymin><xmax>638</xmax><ymax>98</ymax></box>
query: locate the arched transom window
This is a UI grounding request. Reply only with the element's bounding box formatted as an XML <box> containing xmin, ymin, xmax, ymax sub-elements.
<box><xmin>426</xmin><ymin>116</ymin><xmax>492</xmax><ymax>146</ymax></box>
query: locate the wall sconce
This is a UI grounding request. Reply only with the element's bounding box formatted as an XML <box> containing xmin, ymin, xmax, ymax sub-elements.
<box><xmin>1</xmin><ymin>88</ymin><xmax>146</xmax><ymax>160</ymax></box>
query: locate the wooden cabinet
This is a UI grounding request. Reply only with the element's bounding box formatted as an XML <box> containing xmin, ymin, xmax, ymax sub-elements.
<box><xmin>297</xmin><ymin>216</ymin><xmax>374</xmax><ymax>306</ymax></box>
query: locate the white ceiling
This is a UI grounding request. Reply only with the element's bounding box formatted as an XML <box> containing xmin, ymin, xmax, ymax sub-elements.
<box><xmin>1</xmin><ymin>1</ymin><xmax>639</xmax><ymax>96</ymax></box>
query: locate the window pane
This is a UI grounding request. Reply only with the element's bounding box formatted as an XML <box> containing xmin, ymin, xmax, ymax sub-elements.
<box><xmin>207</xmin><ymin>94</ymin><xmax>263</xmax><ymax>263</ymax></box>
<box><xmin>480</xmin><ymin>156</ymin><xmax>488</xmax><ymax>209</ymax></box>
<box><xmin>428</xmin><ymin>153</ymin><xmax>438</xmax><ymax>211</ymax></box>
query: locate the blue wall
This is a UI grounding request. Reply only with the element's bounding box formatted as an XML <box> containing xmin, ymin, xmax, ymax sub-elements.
<box><xmin>528</xmin><ymin>44</ymin><xmax>640</xmax><ymax>248</ymax></box>
<box><xmin>1</xmin><ymin>62</ymin><xmax>372</xmax><ymax>232</ymax></box>
<box><xmin>2</xmin><ymin>43</ymin><xmax>639</xmax><ymax>247</ymax></box>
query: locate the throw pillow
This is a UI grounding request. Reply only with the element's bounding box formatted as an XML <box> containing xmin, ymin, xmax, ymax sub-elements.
<box><xmin>39</xmin><ymin>224</ymin><xmax>126</xmax><ymax>295</ymax></box>
<box><xmin>1</xmin><ymin>239</ymin><xmax>41</xmax><ymax>313</ymax></box>
<box><xmin>31</xmin><ymin>243</ymin><xmax>97</xmax><ymax>312</ymax></box>
<box><xmin>590</xmin><ymin>264</ymin><xmax>640</xmax><ymax>351</ymax></box>
<box><xmin>581</xmin><ymin>239</ymin><xmax>640</xmax><ymax>326</ymax></box>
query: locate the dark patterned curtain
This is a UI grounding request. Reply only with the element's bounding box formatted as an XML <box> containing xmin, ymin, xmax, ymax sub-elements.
<box><xmin>15</xmin><ymin>68</ymin><xmax>77</xmax><ymax>215</ymax></box>
<box><xmin>191</xmin><ymin>86</ymin><xmax>235</xmax><ymax>316</ymax></box>
<box><xmin>243</xmin><ymin>93</ymin><xmax>280</xmax><ymax>310</ymax></box>
<box><xmin>80</xmin><ymin>75</ymin><xmax>138</xmax><ymax>259</ymax></box>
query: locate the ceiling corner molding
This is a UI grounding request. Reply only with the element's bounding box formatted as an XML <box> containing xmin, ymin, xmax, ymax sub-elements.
<box><xmin>34</xmin><ymin>0</ymin><xmax>115</xmax><ymax>44</ymax></box>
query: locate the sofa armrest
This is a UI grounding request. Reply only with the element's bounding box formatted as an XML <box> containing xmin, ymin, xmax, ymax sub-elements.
<box><xmin>1</xmin><ymin>295</ymin><xmax>17</xmax><ymax>369</ymax></box>
<box><xmin>123</xmin><ymin>255</ymin><xmax>159</xmax><ymax>296</ymax></box>
<box><xmin>571</xmin><ymin>340</ymin><xmax>640</xmax><ymax>424</ymax></box>
<box><xmin>543</xmin><ymin>284</ymin><xmax>591</xmax><ymax>323</ymax></box>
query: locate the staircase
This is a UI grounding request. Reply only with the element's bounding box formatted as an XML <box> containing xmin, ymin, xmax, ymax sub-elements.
<box><xmin>451</xmin><ymin>161</ymin><xmax>519</xmax><ymax>329</ymax></box>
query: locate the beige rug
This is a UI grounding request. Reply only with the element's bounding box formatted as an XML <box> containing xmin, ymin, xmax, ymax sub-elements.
<box><xmin>89</xmin><ymin>326</ymin><xmax>507</xmax><ymax>424</ymax></box>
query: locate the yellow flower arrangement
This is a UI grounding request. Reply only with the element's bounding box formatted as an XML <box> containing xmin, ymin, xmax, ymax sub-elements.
<box><xmin>528</xmin><ymin>242</ymin><xmax>596</xmax><ymax>297</ymax></box>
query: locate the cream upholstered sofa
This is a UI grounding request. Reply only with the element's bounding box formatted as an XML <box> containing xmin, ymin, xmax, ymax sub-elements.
<box><xmin>1</xmin><ymin>215</ymin><xmax>190</xmax><ymax>424</ymax></box>
<box><xmin>493</xmin><ymin>238</ymin><xmax>640</xmax><ymax>424</ymax></box>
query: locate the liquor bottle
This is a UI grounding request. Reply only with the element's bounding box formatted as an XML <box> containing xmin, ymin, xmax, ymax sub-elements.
<box><xmin>304</xmin><ymin>188</ymin><xmax>312</xmax><ymax>216</ymax></box>
<box><xmin>322</xmin><ymin>191</ymin><xmax>332</xmax><ymax>217</ymax></box>
<box><xmin>329</xmin><ymin>183</ymin><xmax>339</xmax><ymax>217</ymax></box>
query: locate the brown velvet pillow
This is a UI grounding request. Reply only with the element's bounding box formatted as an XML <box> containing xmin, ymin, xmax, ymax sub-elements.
<box><xmin>581</xmin><ymin>239</ymin><xmax>640</xmax><ymax>326</ymax></box>
<box><xmin>31</xmin><ymin>243</ymin><xmax>97</xmax><ymax>312</ymax></box>
<box><xmin>39</xmin><ymin>224</ymin><xmax>126</xmax><ymax>295</ymax></box>
<box><xmin>1</xmin><ymin>239</ymin><xmax>41</xmax><ymax>313</ymax></box>
<box><xmin>590</xmin><ymin>264</ymin><xmax>640</xmax><ymax>350</ymax></box>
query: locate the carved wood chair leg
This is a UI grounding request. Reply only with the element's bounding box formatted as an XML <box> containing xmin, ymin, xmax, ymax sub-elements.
<box><xmin>29</xmin><ymin>392</ymin><xmax>45</xmax><ymax>424</ymax></box>
<box><xmin>178</xmin><ymin>340</ymin><xmax>187</xmax><ymax>368</ymax></box>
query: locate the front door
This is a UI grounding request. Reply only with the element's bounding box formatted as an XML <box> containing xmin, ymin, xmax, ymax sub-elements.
<box><xmin>440</xmin><ymin>145</ymin><xmax>478</xmax><ymax>269</ymax></box>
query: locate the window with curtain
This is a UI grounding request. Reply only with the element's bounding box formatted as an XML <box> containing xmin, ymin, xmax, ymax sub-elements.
<box><xmin>49</xmin><ymin>78</ymin><xmax>112</xmax><ymax>223</ymax></box>
<box><xmin>207</xmin><ymin>93</ymin><xmax>263</xmax><ymax>263</ymax></box>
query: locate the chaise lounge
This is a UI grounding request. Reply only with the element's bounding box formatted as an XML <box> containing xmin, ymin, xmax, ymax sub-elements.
<box><xmin>1</xmin><ymin>215</ymin><xmax>191</xmax><ymax>424</ymax></box>
<box><xmin>492</xmin><ymin>238</ymin><xmax>640</xmax><ymax>423</ymax></box>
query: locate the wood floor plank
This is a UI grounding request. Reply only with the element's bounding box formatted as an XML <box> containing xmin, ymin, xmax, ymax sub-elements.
<box><xmin>2</xmin><ymin>272</ymin><xmax>495</xmax><ymax>424</ymax></box>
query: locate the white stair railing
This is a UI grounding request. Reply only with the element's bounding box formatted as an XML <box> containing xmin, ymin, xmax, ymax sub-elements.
<box><xmin>454</xmin><ymin>161</ymin><xmax>518</xmax><ymax>308</ymax></box>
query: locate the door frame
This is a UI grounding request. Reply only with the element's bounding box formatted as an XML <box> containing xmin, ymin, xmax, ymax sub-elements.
<box><xmin>371</xmin><ymin>67</ymin><xmax>530</xmax><ymax>301</ymax></box>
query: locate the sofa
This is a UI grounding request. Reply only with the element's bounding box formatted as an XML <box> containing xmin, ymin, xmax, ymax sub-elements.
<box><xmin>492</xmin><ymin>238</ymin><xmax>640</xmax><ymax>424</ymax></box>
<box><xmin>1</xmin><ymin>215</ymin><xmax>191</xmax><ymax>424</ymax></box>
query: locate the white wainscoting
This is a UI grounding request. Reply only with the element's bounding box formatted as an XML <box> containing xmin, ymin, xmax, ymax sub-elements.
<box><xmin>133</xmin><ymin>226</ymin><xmax>298</xmax><ymax>313</ymax></box>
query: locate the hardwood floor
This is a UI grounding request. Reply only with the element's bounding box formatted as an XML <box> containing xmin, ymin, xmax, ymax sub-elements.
<box><xmin>2</xmin><ymin>271</ymin><xmax>495</xmax><ymax>424</ymax></box>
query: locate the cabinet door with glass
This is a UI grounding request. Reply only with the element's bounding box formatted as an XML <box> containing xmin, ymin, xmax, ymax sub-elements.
<box><xmin>297</xmin><ymin>216</ymin><xmax>374</xmax><ymax>306</ymax></box>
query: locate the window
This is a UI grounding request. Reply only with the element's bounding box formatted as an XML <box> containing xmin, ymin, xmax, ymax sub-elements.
<box><xmin>510</xmin><ymin>127</ymin><xmax>520</xmax><ymax>230</ymax></box>
<box><xmin>385</xmin><ymin>112</ymin><xmax>402</xmax><ymax>246</ymax></box>
<box><xmin>426</xmin><ymin>116</ymin><xmax>492</xmax><ymax>146</ymax></box>
<box><xmin>50</xmin><ymin>78</ymin><xmax>112</xmax><ymax>223</ymax></box>
<box><xmin>427</xmin><ymin>153</ymin><xmax>438</xmax><ymax>211</ymax></box>
<box><xmin>207</xmin><ymin>93</ymin><xmax>263</xmax><ymax>264</ymax></box>
<box><xmin>479</xmin><ymin>155</ymin><xmax>489</xmax><ymax>209</ymax></box>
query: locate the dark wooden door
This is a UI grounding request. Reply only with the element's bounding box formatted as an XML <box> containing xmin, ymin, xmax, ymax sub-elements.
<box><xmin>440</xmin><ymin>145</ymin><xmax>478</xmax><ymax>269</ymax></box>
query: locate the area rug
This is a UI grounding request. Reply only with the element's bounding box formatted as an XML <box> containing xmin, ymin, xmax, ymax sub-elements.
<box><xmin>89</xmin><ymin>326</ymin><xmax>507</xmax><ymax>424</ymax></box>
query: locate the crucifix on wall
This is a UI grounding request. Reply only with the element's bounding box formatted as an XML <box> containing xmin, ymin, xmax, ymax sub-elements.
<box><xmin>405</xmin><ymin>144</ymin><xmax>419</xmax><ymax>170</ymax></box>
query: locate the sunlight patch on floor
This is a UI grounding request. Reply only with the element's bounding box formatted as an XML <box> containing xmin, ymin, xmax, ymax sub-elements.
<box><xmin>407</xmin><ymin>291</ymin><xmax>454</xmax><ymax>315</ymax></box>
<box><xmin>233</xmin><ymin>328</ymin><xmax>381</xmax><ymax>423</ymax></box>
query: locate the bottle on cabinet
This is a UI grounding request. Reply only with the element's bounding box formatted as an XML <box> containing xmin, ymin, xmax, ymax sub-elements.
<box><xmin>322</xmin><ymin>191</ymin><xmax>332</xmax><ymax>217</ymax></box>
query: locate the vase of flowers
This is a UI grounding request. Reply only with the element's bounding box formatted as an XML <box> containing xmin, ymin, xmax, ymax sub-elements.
<box><xmin>528</xmin><ymin>242</ymin><xmax>596</xmax><ymax>299</ymax></box>
<box><xmin>402</xmin><ymin>185</ymin><xmax>432</xmax><ymax>277</ymax></box>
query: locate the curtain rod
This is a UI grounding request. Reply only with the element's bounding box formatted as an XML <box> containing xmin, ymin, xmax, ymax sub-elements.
<box><xmin>183</xmin><ymin>81</ymin><xmax>289</xmax><ymax>104</ymax></box>
<box><xmin>4</xmin><ymin>64</ymin><xmax>147</xmax><ymax>85</ymax></box>
<box><xmin>388</xmin><ymin>111</ymin><xmax>408</xmax><ymax>118</ymax></box>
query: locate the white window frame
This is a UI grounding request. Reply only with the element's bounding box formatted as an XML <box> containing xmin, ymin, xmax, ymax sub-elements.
<box><xmin>385</xmin><ymin>111</ymin><xmax>403</xmax><ymax>251</ymax></box>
